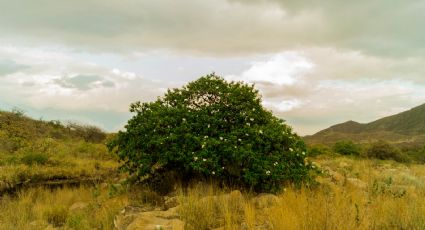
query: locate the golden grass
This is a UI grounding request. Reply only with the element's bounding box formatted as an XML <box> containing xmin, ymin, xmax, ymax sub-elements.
<box><xmin>177</xmin><ymin>156</ymin><xmax>425</xmax><ymax>229</ymax></box>
<box><xmin>0</xmin><ymin>185</ymin><xmax>128</xmax><ymax>230</ymax></box>
<box><xmin>1</xmin><ymin>155</ymin><xmax>424</xmax><ymax>229</ymax></box>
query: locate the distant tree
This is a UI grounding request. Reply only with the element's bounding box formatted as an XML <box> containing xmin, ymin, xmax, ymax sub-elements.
<box><xmin>108</xmin><ymin>74</ymin><xmax>312</xmax><ymax>193</ymax></box>
<box><xmin>366</xmin><ymin>140</ymin><xmax>409</xmax><ymax>162</ymax></box>
<box><xmin>333</xmin><ymin>140</ymin><xmax>361</xmax><ymax>156</ymax></box>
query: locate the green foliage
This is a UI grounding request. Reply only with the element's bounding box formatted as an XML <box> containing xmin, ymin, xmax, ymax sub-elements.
<box><xmin>109</xmin><ymin>74</ymin><xmax>312</xmax><ymax>192</ymax></box>
<box><xmin>20</xmin><ymin>152</ymin><xmax>49</xmax><ymax>165</ymax></box>
<box><xmin>307</xmin><ymin>144</ymin><xmax>332</xmax><ymax>156</ymax></box>
<box><xmin>366</xmin><ymin>140</ymin><xmax>409</xmax><ymax>162</ymax></box>
<box><xmin>333</xmin><ymin>140</ymin><xmax>361</xmax><ymax>156</ymax></box>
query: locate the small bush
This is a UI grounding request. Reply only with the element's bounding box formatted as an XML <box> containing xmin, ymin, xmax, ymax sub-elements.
<box><xmin>20</xmin><ymin>152</ymin><xmax>49</xmax><ymax>165</ymax></box>
<box><xmin>366</xmin><ymin>140</ymin><xmax>409</xmax><ymax>162</ymax></box>
<box><xmin>308</xmin><ymin>144</ymin><xmax>332</xmax><ymax>156</ymax></box>
<box><xmin>44</xmin><ymin>205</ymin><xmax>69</xmax><ymax>227</ymax></box>
<box><xmin>333</xmin><ymin>141</ymin><xmax>361</xmax><ymax>156</ymax></box>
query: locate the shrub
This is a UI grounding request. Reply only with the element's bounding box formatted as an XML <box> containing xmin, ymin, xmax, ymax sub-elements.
<box><xmin>308</xmin><ymin>144</ymin><xmax>332</xmax><ymax>156</ymax></box>
<box><xmin>333</xmin><ymin>140</ymin><xmax>361</xmax><ymax>156</ymax></box>
<box><xmin>366</xmin><ymin>140</ymin><xmax>409</xmax><ymax>162</ymax></box>
<box><xmin>108</xmin><ymin>74</ymin><xmax>312</xmax><ymax>193</ymax></box>
<box><xmin>20</xmin><ymin>152</ymin><xmax>49</xmax><ymax>165</ymax></box>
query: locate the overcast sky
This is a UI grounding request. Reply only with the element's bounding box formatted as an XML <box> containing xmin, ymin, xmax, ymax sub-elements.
<box><xmin>1</xmin><ymin>0</ymin><xmax>425</xmax><ymax>135</ymax></box>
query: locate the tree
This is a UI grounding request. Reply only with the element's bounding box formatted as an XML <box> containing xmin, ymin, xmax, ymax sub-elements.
<box><xmin>108</xmin><ymin>74</ymin><xmax>312</xmax><ymax>192</ymax></box>
<box><xmin>333</xmin><ymin>140</ymin><xmax>361</xmax><ymax>156</ymax></box>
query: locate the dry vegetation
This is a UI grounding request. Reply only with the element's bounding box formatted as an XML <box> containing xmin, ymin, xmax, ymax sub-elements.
<box><xmin>177</xmin><ymin>155</ymin><xmax>425</xmax><ymax>229</ymax></box>
<box><xmin>2</xmin><ymin>155</ymin><xmax>423</xmax><ymax>229</ymax></box>
<box><xmin>0</xmin><ymin>185</ymin><xmax>128</xmax><ymax>229</ymax></box>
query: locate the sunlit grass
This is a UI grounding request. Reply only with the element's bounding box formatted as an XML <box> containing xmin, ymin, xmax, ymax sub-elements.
<box><xmin>177</xmin><ymin>156</ymin><xmax>425</xmax><ymax>229</ymax></box>
<box><xmin>0</xmin><ymin>185</ymin><xmax>128</xmax><ymax>230</ymax></box>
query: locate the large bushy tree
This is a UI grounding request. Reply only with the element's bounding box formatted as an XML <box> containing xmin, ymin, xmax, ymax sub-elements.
<box><xmin>108</xmin><ymin>74</ymin><xmax>312</xmax><ymax>192</ymax></box>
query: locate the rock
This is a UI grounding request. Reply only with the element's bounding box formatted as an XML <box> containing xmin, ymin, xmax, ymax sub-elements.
<box><xmin>346</xmin><ymin>178</ymin><xmax>367</xmax><ymax>189</ymax></box>
<box><xmin>116</xmin><ymin>206</ymin><xmax>184</xmax><ymax>230</ymax></box>
<box><xmin>164</xmin><ymin>196</ymin><xmax>179</xmax><ymax>209</ymax></box>
<box><xmin>69</xmin><ymin>202</ymin><xmax>88</xmax><ymax>211</ymax></box>
<box><xmin>324</xmin><ymin>167</ymin><xmax>344</xmax><ymax>183</ymax></box>
<box><xmin>339</xmin><ymin>162</ymin><xmax>349</xmax><ymax>168</ymax></box>
<box><xmin>253</xmin><ymin>194</ymin><xmax>279</xmax><ymax>209</ymax></box>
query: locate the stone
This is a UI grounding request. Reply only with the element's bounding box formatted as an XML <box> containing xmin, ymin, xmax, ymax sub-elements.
<box><xmin>69</xmin><ymin>202</ymin><xmax>88</xmax><ymax>211</ymax></box>
<box><xmin>346</xmin><ymin>178</ymin><xmax>367</xmax><ymax>189</ymax></box>
<box><xmin>164</xmin><ymin>196</ymin><xmax>179</xmax><ymax>210</ymax></box>
<box><xmin>116</xmin><ymin>205</ymin><xmax>184</xmax><ymax>230</ymax></box>
<box><xmin>253</xmin><ymin>193</ymin><xmax>279</xmax><ymax>209</ymax></box>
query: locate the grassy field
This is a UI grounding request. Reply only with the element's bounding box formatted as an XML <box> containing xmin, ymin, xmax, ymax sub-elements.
<box><xmin>1</xmin><ymin>155</ymin><xmax>424</xmax><ymax>229</ymax></box>
<box><xmin>177</xmin><ymin>155</ymin><xmax>425</xmax><ymax>229</ymax></box>
<box><xmin>1</xmin><ymin>110</ymin><xmax>424</xmax><ymax>229</ymax></box>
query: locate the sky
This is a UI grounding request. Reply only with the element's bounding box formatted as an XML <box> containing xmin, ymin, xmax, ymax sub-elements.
<box><xmin>1</xmin><ymin>0</ymin><xmax>425</xmax><ymax>135</ymax></box>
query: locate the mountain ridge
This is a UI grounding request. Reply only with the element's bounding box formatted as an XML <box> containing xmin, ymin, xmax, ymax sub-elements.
<box><xmin>305</xmin><ymin>103</ymin><xmax>425</xmax><ymax>145</ymax></box>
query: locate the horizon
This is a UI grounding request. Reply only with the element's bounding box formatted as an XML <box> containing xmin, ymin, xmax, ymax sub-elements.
<box><xmin>2</xmin><ymin>1</ymin><xmax>425</xmax><ymax>135</ymax></box>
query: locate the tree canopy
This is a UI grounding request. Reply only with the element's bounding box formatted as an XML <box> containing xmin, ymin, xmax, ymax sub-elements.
<box><xmin>108</xmin><ymin>74</ymin><xmax>312</xmax><ymax>192</ymax></box>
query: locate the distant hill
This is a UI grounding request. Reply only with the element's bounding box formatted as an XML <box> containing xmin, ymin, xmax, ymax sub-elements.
<box><xmin>305</xmin><ymin>103</ymin><xmax>425</xmax><ymax>145</ymax></box>
<box><xmin>0</xmin><ymin>110</ymin><xmax>106</xmax><ymax>151</ymax></box>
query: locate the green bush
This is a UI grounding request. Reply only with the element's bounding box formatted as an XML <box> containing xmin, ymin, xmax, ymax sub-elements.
<box><xmin>307</xmin><ymin>144</ymin><xmax>332</xmax><ymax>156</ymax></box>
<box><xmin>333</xmin><ymin>140</ymin><xmax>361</xmax><ymax>156</ymax></box>
<box><xmin>366</xmin><ymin>140</ymin><xmax>409</xmax><ymax>162</ymax></box>
<box><xmin>108</xmin><ymin>74</ymin><xmax>312</xmax><ymax>193</ymax></box>
<box><xmin>20</xmin><ymin>152</ymin><xmax>49</xmax><ymax>165</ymax></box>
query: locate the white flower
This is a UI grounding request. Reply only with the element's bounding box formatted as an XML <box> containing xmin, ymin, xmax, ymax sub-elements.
<box><xmin>283</xmin><ymin>188</ymin><xmax>287</xmax><ymax>192</ymax></box>
<box><xmin>250</xmin><ymin>118</ymin><xmax>254</xmax><ymax>121</ymax></box>
<box><xmin>302</xmin><ymin>151</ymin><xmax>305</xmax><ymax>155</ymax></box>
<box><xmin>192</xmin><ymin>152</ymin><xmax>194</xmax><ymax>154</ymax></box>
<box><xmin>274</xmin><ymin>162</ymin><xmax>278</xmax><ymax>166</ymax></box>
<box><xmin>245</xmin><ymin>133</ymin><xmax>249</xmax><ymax>136</ymax></box>
<box><xmin>252</xmin><ymin>108</ymin><xmax>256</xmax><ymax>111</ymax></box>
<box><xmin>202</xmin><ymin>144</ymin><xmax>205</xmax><ymax>148</ymax></box>
<box><xmin>246</xmin><ymin>122</ymin><xmax>250</xmax><ymax>126</ymax></box>
<box><xmin>238</xmin><ymin>138</ymin><xmax>242</xmax><ymax>142</ymax></box>
<box><xmin>182</xmin><ymin>118</ymin><xmax>186</xmax><ymax>122</ymax></box>
<box><xmin>194</xmin><ymin>157</ymin><xmax>198</xmax><ymax>161</ymax></box>
<box><xmin>212</xmin><ymin>171</ymin><xmax>215</xmax><ymax>175</ymax></box>
<box><xmin>222</xmin><ymin>167</ymin><xmax>225</xmax><ymax>169</ymax></box>
<box><xmin>312</xmin><ymin>165</ymin><xmax>315</xmax><ymax>168</ymax></box>
<box><xmin>207</xmin><ymin>124</ymin><xmax>210</xmax><ymax>128</ymax></box>
<box><xmin>289</xmin><ymin>148</ymin><xmax>293</xmax><ymax>152</ymax></box>
<box><xmin>203</xmin><ymin>158</ymin><xmax>207</xmax><ymax>162</ymax></box>
<box><xmin>219</xmin><ymin>137</ymin><xmax>223</xmax><ymax>140</ymax></box>
<box><xmin>259</xmin><ymin>130</ymin><xmax>263</xmax><ymax>134</ymax></box>
<box><xmin>266</xmin><ymin>170</ymin><xmax>271</xmax><ymax>175</ymax></box>
<box><xmin>204</xmin><ymin>136</ymin><xmax>208</xmax><ymax>139</ymax></box>
<box><xmin>216</xmin><ymin>86</ymin><xmax>219</xmax><ymax>89</ymax></box>
<box><xmin>234</xmin><ymin>146</ymin><xmax>237</xmax><ymax>149</ymax></box>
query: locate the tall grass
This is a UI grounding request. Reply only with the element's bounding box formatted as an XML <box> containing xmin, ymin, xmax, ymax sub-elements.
<box><xmin>178</xmin><ymin>156</ymin><xmax>425</xmax><ymax>229</ymax></box>
<box><xmin>0</xmin><ymin>185</ymin><xmax>128</xmax><ymax>230</ymax></box>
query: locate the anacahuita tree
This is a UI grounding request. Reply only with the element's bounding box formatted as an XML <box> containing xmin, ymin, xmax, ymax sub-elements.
<box><xmin>108</xmin><ymin>74</ymin><xmax>313</xmax><ymax>193</ymax></box>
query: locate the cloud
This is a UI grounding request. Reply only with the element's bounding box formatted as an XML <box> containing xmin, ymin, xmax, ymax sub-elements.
<box><xmin>53</xmin><ymin>74</ymin><xmax>114</xmax><ymax>91</ymax></box>
<box><xmin>226</xmin><ymin>52</ymin><xmax>314</xmax><ymax>85</ymax></box>
<box><xmin>226</xmin><ymin>48</ymin><xmax>425</xmax><ymax>134</ymax></box>
<box><xmin>0</xmin><ymin>59</ymin><xmax>28</xmax><ymax>76</ymax></box>
<box><xmin>1</xmin><ymin>0</ymin><xmax>424</xmax><ymax>57</ymax></box>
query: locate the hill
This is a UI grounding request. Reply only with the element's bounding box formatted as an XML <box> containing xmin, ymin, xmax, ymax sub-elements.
<box><xmin>0</xmin><ymin>109</ymin><xmax>117</xmax><ymax>194</ymax></box>
<box><xmin>305</xmin><ymin>103</ymin><xmax>425</xmax><ymax>145</ymax></box>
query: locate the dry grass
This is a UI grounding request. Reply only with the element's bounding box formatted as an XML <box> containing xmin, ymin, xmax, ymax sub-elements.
<box><xmin>0</xmin><ymin>185</ymin><xmax>128</xmax><ymax>229</ymax></box>
<box><xmin>177</xmin><ymin>156</ymin><xmax>425</xmax><ymax>229</ymax></box>
<box><xmin>1</xmin><ymin>156</ymin><xmax>424</xmax><ymax>229</ymax></box>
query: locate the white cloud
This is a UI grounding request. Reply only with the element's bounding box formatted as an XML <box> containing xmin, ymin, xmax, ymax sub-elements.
<box><xmin>226</xmin><ymin>52</ymin><xmax>314</xmax><ymax>85</ymax></box>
